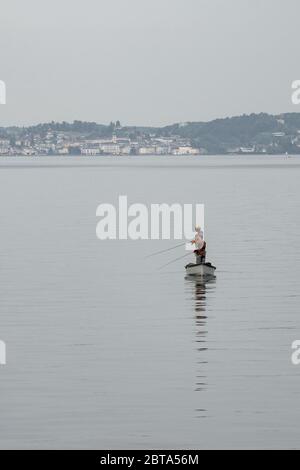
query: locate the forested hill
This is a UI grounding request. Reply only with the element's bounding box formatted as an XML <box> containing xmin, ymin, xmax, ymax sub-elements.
<box><xmin>158</xmin><ymin>113</ymin><xmax>300</xmax><ymax>154</ymax></box>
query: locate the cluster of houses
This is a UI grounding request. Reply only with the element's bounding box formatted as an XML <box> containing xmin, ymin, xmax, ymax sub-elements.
<box><xmin>0</xmin><ymin>132</ymin><xmax>201</xmax><ymax>156</ymax></box>
<box><xmin>81</xmin><ymin>136</ymin><xmax>201</xmax><ymax>156</ymax></box>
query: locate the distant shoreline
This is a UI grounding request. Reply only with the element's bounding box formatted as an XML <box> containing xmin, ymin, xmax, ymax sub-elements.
<box><xmin>1</xmin><ymin>113</ymin><xmax>300</xmax><ymax>156</ymax></box>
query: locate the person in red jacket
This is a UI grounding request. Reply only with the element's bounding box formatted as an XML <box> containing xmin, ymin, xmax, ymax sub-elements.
<box><xmin>191</xmin><ymin>225</ymin><xmax>206</xmax><ymax>264</ymax></box>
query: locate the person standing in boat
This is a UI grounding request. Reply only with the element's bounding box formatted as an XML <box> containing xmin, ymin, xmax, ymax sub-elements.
<box><xmin>191</xmin><ymin>225</ymin><xmax>206</xmax><ymax>264</ymax></box>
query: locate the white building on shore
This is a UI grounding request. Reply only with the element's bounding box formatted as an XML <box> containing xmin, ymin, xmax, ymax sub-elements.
<box><xmin>172</xmin><ymin>146</ymin><xmax>199</xmax><ymax>155</ymax></box>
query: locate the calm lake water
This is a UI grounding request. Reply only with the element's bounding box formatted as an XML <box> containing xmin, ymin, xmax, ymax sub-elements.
<box><xmin>0</xmin><ymin>155</ymin><xmax>300</xmax><ymax>449</ymax></box>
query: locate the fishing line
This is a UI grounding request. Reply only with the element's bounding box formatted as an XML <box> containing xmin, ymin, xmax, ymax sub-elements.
<box><xmin>158</xmin><ymin>252</ymin><xmax>192</xmax><ymax>270</ymax></box>
<box><xmin>145</xmin><ymin>242</ymin><xmax>187</xmax><ymax>259</ymax></box>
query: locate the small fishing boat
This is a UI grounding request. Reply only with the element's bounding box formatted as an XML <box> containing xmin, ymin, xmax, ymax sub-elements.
<box><xmin>185</xmin><ymin>262</ymin><xmax>216</xmax><ymax>277</ymax></box>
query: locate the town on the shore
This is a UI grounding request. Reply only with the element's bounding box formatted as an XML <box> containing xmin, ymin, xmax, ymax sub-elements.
<box><xmin>1</xmin><ymin>113</ymin><xmax>300</xmax><ymax>156</ymax></box>
<box><xmin>0</xmin><ymin>120</ymin><xmax>202</xmax><ymax>156</ymax></box>
<box><xmin>0</xmin><ymin>132</ymin><xmax>201</xmax><ymax>157</ymax></box>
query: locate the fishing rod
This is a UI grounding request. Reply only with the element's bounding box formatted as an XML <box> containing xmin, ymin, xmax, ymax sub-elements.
<box><xmin>145</xmin><ymin>241</ymin><xmax>188</xmax><ymax>259</ymax></box>
<box><xmin>158</xmin><ymin>252</ymin><xmax>192</xmax><ymax>270</ymax></box>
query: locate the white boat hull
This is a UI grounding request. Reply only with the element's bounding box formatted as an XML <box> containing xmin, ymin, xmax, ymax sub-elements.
<box><xmin>185</xmin><ymin>262</ymin><xmax>216</xmax><ymax>277</ymax></box>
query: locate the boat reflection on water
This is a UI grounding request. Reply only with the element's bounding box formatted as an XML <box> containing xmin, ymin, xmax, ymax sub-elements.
<box><xmin>185</xmin><ymin>274</ymin><xmax>216</xmax><ymax>418</ymax></box>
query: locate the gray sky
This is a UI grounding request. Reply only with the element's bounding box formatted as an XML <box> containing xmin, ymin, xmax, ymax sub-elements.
<box><xmin>0</xmin><ymin>0</ymin><xmax>299</xmax><ymax>126</ymax></box>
